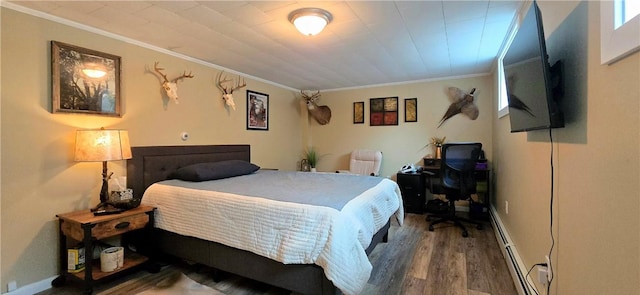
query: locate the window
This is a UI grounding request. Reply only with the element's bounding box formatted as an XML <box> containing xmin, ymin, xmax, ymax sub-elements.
<box><xmin>497</xmin><ymin>22</ymin><xmax>518</xmax><ymax>117</ymax></box>
<box><xmin>615</xmin><ymin>0</ymin><xmax>640</xmax><ymax>28</ymax></box>
<box><xmin>601</xmin><ymin>0</ymin><xmax>640</xmax><ymax>64</ymax></box>
<box><xmin>497</xmin><ymin>51</ymin><xmax>510</xmax><ymax>117</ymax></box>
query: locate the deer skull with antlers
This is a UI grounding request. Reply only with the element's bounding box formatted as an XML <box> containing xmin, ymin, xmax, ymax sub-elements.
<box><xmin>216</xmin><ymin>71</ymin><xmax>246</xmax><ymax>110</ymax></box>
<box><xmin>153</xmin><ymin>62</ymin><xmax>194</xmax><ymax>104</ymax></box>
<box><xmin>302</xmin><ymin>90</ymin><xmax>332</xmax><ymax>125</ymax></box>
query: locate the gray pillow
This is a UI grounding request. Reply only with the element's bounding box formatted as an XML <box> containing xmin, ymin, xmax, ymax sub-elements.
<box><xmin>169</xmin><ymin>160</ymin><xmax>260</xmax><ymax>182</ymax></box>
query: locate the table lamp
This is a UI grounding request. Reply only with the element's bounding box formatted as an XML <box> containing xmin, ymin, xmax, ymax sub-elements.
<box><xmin>74</xmin><ymin>128</ymin><xmax>132</xmax><ymax>211</ymax></box>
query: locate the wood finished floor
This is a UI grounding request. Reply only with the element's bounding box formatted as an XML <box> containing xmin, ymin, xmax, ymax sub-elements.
<box><xmin>38</xmin><ymin>213</ymin><xmax>517</xmax><ymax>295</ymax></box>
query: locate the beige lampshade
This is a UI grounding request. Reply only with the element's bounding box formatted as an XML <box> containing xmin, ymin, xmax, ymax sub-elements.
<box><xmin>75</xmin><ymin>129</ymin><xmax>132</xmax><ymax>162</ymax></box>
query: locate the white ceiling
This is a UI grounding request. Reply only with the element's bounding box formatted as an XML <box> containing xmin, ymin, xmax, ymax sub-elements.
<box><xmin>7</xmin><ymin>1</ymin><xmax>524</xmax><ymax>90</ymax></box>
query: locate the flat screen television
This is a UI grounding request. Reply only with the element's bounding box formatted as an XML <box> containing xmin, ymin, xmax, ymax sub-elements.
<box><xmin>503</xmin><ymin>1</ymin><xmax>564</xmax><ymax>133</ymax></box>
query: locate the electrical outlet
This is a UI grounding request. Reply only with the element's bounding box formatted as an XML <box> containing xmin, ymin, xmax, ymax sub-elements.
<box><xmin>545</xmin><ymin>255</ymin><xmax>552</xmax><ymax>282</ymax></box>
<box><xmin>8</xmin><ymin>281</ymin><xmax>17</xmax><ymax>292</ymax></box>
<box><xmin>537</xmin><ymin>266</ymin><xmax>549</xmax><ymax>285</ymax></box>
<box><xmin>505</xmin><ymin>200</ymin><xmax>509</xmax><ymax>214</ymax></box>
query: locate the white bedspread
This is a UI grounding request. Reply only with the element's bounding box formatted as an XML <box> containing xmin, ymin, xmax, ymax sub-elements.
<box><xmin>141</xmin><ymin>172</ymin><xmax>404</xmax><ymax>295</ymax></box>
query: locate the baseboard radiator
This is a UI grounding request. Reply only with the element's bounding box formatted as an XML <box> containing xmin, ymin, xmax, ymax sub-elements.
<box><xmin>490</xmin><ymin>206</ymin><xmax>540</xmax><ymax>295</ymax></box>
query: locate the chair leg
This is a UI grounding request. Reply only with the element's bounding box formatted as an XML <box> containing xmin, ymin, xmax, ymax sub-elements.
<box><xmin>455</xmin><ymin>215</ymin><xmax>484</xmax><ymax>230</ymax></box>
<box><xmin>426</xmin><ymin>199</ymin><xmax>483</xmax><ymax>237</ymax></box>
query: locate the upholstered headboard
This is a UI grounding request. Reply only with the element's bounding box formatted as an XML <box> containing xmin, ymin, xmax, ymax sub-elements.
<box><xmin>126</xmin><ymin>145</ymin><xmax>250</xmax><ymax>199</ymax></box>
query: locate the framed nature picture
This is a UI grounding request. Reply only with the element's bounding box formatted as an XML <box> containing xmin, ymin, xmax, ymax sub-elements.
<box><xmin>353</xmin><ymin>101</ymin><xmax>364</xmax><ymax>124</ymax></box>
<box><xmin>405</xmin><ymin>98</ymin><xmax>417</xmax><ymax>122</ymax></box>
<box><xmin>370</xmin><ymin>97</ymin><xmax>398</xmax><ymax>126</ymax></box>
<box><xmin>51</xmin><ymin>41</ymin><xmax>121</xmax><ymax>116</ymax></box>
<box><xmin>247</xmin><ymin>90</ymin><xmax>269</xmax><ymax>130</ymax></box>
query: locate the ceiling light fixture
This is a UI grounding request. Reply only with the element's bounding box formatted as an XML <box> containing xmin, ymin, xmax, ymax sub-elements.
<box><xmin>288</xmin><ymin>8</ymin><xmax>333</xmax><ymax>36</ymax></box>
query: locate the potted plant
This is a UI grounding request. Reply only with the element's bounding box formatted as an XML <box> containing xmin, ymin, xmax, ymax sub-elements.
<box><xmin>430</xmin><ymin>136</ymin><xmax>446</xmax><ymax>159</ymax></box>
<box><xmin>305</xmin><ymin>147</ymin><xmax>319</xmax><ymax>172</ymax></box>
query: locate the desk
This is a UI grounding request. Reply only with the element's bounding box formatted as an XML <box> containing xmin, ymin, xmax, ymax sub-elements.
<box><xmin>423</xmin><ymin>164</ymin><xmax>490</xmax><ymax>220</ymax></box>
<box><xmin>397</xmin><ymin>165</ymin><xmax>490</xmax><ymax>218</ymax></box>
<box><xmin>396</xmin><ymin>172</ymin><xmax>425</xmax><ymax>213</ymax></box>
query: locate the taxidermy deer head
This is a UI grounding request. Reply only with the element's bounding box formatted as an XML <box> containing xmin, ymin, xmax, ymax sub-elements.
<box><xmin>438</xmin><ymin>87</ymin><xmax>478</xmax><ymax>127</ymax></box>
<box><xmin>153</xmin><ymin>62</ymin><xmax>194</xmax><ymax>104</ymax></box>
<box><xmin>301</xmin><ymin>90</ymin><xmax>332</xmax><ymax>125</ymax></box>
<box><xmin>216</xmin><ymin>71</ymin><xmax>246</xmax><ymax>110</ymax></box>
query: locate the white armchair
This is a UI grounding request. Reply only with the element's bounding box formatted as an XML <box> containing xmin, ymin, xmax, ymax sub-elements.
<box><xmin>336</xmin><ymin>149</ymin><xmax>383</xmax><ymax>176</ymax></box>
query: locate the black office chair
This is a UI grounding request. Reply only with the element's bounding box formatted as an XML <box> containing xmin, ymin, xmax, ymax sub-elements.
<box><xmin>426</xmin><ymin>142</ymin><xmax>483</xmax><ymax>237</ymax></box>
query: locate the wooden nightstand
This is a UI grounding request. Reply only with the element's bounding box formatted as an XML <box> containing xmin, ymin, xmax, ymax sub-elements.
<box><xmin>52</xmin><ymin>205</ymin><xmax>155</xmax><ymax>294</ymax></box>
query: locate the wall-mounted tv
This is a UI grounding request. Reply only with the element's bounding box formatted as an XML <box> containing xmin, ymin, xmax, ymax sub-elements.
<box><xmin>503</xmin><ymin>1</ymin><xmax>564</xmax><ymax>133</ymax></box>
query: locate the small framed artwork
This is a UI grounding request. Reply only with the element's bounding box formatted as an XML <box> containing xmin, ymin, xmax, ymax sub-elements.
<box><xmin>51</xmin><ymin>41</ymin><xmax>121</xmax><ymax>116</ymax></box>
<box><xmin>353</xmin><ymin>101</ymin><xmax>364</xmax><ymax>124</ymax></box>
<box><xmin>405</xmin><ymin>98</ymin><xmax>417</xmax><ymax>122</ymax></box>
<box><xmin>247</xmin><ymin>90</ymin><xmax>269</xmax><ymax>130</ymax></box>
<box><xmin>370</xmin><ymin>97</ymin><xmax>398</xmax><ymax>126</ymax></box>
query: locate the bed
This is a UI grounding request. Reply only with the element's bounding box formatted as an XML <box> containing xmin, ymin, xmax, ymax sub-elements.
<box><xmin>126</xmin><ymin>145</ymin><xmax>403</xmax><ymax>295</ymax></box>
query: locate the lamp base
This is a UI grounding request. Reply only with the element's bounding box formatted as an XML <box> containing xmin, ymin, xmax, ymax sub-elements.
<box><xmin>88</xmin><ymin>160</ymin><xmax>130</xmax><ymax>215</ymax></box>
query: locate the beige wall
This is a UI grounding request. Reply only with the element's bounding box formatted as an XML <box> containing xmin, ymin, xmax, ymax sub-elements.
<box><xmin>0</xmin><ymin>6</ymin><xmax>492</xmax><ymax>290</ymax></box>
<box><xmin>4</xmin><ymin>1</ymin><xmax>639</xmax><ymax>294</ymax></box>
<box><xmin>0</xmin><ymin>8</ymin><xmax>305</xmax><ymax>291</ymax></box>
<box><xmin>0</xmin><ymin>6</ymin><xmax>496</xmax><ymax>291</ymax></box>
<box><xmin>309</xmin><ymin>76</ymin><xmax>494</xmax><ymax>179</ymax></box>
<box><xmin>493</xmin><ymin>1</ymin><xmax>639</xmax><ymax>294</ymax></box>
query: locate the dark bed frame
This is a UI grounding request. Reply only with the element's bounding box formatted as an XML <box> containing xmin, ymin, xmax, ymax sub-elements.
<box><xmin>127</xmin><ymin>145</ymin><xmax>390</xmax><ymax>295</ymax></box>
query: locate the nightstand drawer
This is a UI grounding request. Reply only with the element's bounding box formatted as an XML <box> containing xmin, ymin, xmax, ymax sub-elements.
<box><xmin>60</xmin><ymin>213</ymin><xmax>149</xmax><ymax>241</ymax></box>
<box><xmin>92</xmin><ymin>214</ymin><xmax>149</xmax><ymax>240</ymax></box>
